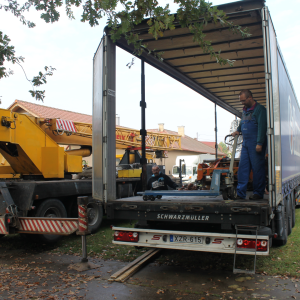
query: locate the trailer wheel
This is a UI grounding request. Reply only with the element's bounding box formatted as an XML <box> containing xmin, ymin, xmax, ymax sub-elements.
<box><xmin>292</xmin><ymin>192</ymin><xmax>296</xmax><ymax>228</ymax></box>
<box><xmin>287</xmin><ymin>195</ymin><xmax>293</xmax><ymax>235</ymax></box>
<box><xmin>35</xmin><ymin>199</ymin><xmax>67</xmax><ymax>243</ymax></box>
<box><xmin>274</xmin><ymin>204</ymin><xmax>288</xmax><ymax>246</ymax></box>
<box><xmin>87</xmin><ymin>202</ymin><xmax>103</xmax><ymax>233</ymax></box>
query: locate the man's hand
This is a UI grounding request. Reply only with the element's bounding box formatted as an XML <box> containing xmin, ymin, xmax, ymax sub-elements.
<box><xmin>231</xmin><ymin>131</ymin><xmax>240</xmax><ymax>137</ymax></box>
<box><xmin>256</xmin><ymin>145</ymin><xmax>262</xmax><ymax>152</ymax></box>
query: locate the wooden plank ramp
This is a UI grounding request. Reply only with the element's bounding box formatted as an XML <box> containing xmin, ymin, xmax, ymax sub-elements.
<box><xmin>109</xmin><ymin>248</ymin><xmax>161</xmax><ymax>283</ymax></box>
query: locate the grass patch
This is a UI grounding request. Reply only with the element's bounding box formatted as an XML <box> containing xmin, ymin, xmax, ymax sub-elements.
<box><xmin>1</xmin><ymin>210</ymin><xmax>300</xmax><ymax>276</ymax></box>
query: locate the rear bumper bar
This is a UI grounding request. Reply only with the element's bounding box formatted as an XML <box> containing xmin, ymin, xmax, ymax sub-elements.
<box><xmin>111</xmin><ymin>226</ymin><xmax>269</xmax><ymax>255</ymax></box>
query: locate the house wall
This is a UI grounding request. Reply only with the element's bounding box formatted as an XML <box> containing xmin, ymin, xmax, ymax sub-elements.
<box><xmin>153</xmin><ymin>150</ymin><xmax>222</xmax><ymax>176</ymax></box>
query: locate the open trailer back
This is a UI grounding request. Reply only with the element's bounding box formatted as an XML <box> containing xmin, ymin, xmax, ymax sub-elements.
<box><xmin>92</xmin><ymin>0</ymin><xmax>300</xmax><ymax>265</ymax></box>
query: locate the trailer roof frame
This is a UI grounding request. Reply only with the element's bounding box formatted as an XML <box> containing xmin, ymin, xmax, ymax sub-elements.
<box><xmin>105</xmin><ymin>0</ymin><xmax>268</xmax><ymax>118</ymax></box>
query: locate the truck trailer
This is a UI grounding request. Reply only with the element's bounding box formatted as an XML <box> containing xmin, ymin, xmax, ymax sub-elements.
<box><xmin>92</xmin><ymin>0</ymin><xmax>299</xmax><ymax>268</ymax></box>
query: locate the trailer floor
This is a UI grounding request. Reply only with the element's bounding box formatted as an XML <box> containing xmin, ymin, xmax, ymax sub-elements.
<box><xmin>113</xmin><ymin>191</ymin><xmax>269</xmax><ymax>206</ymax></box>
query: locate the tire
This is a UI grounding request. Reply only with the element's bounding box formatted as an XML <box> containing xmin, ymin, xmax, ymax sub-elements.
<box><xmin>35</xmin><ymin>199</ymin><xmax>67</xmax><ymax>243</ymax></box>
<box><xmin>222</xmin><ymin>189</ymin><xmax>228</xmax><ymax>200</ymax></box>
<box><xmin>87</xmin><ymin>202</ymin><xmax>103</xmax><ymax>233</ymax></box>
<box><xmin>292</xmin><ymin>192</ymin><xmax>296</xmax><ymax>228</ymax></box>
<box><xmin>229</xmin><ymin>187</ymin><xmax>237</xmax><ymax>200</ymax></box>
<box><xmin>274</xmin><ymin>204</ymin><xmax>288</xmax><ymax>246</ymax></box>
<box><xmin>287</xmin><ymin>195</ymin><xmax>293</xmax><ymax>235</ymax></box>
<box><xmin>222</xmin><ymin>187</ymin><xmax>237</xmax><ymax>200</ymax></box>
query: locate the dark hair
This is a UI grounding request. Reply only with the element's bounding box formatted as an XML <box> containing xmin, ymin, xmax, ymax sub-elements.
<box><xmin>239</xmin><ymin>89</ymin><xmax>253</xmax><ymax>99</ymax></box>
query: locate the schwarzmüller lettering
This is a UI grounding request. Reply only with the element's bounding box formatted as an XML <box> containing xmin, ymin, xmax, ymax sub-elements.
<box><xmin>157</xmin><ymin>214</ymin><xmax>209</xmax><ymax>221</ymax></box>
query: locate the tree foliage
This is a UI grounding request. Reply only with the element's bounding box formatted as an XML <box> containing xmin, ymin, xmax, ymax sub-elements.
<box><xmin>1</xmin><ymin>0</ymin><xmax>251</xmax><ymax>100</ymax></box>
<box><xmin>218</xmin><ymin>141</ymin><xmax>231</xmax><ymax>158</ymax></box>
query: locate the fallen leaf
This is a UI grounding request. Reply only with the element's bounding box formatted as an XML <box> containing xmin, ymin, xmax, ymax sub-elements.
<box><xmin>229</xmin><ymin>285</ymin><xmax>239</xmax><ymax>289</ymax></box>
<box><xmin>235</xmin><ymin>277</ymin><xmax>245</xmax><ymax>282</ymax></box>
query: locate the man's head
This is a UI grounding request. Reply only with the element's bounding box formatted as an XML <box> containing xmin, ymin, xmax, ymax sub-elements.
<box><xmin>152</xmin><ymin>165</ymin><xmax>160</xmax><ymax>176</ymax></box>
<box><xmin>239</xmin><ymin>89</ymin><xmax>255</xmax><ymax>108</ymax></box>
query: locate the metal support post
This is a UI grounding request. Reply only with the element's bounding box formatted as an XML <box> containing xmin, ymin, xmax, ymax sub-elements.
<box><xmin>140</xmin><ymin>58</ymin><xmax>147</xmax><ymax>191</ymax></box>
<box><xmin>77</xmin><ymin>196</ymin><xmax>89</xmax><ymax>263</ymax></box>
<box><xmin>215</xmin><ymin>103</ymin><xmax>218</xmax><ymax>159</ymax></box>
<box><xmin>70</xmin><ymin>196</ymin><xmax>99</xmax><ymax>272</ymax></box>
<box><xmin>179</xmin><ymin>159</ymin><xmax>185</xmax><ymax>187</ymax></box>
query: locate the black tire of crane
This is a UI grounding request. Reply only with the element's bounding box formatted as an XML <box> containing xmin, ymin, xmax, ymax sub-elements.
<box><xmin>156</xmin><ymin>195</ymin><xmax>162</xmax><ymax>199</ymax></box>
<box><xmin>287</xmin><ymin>194</ymin><xmax>293</xmax><ymax>235</ymax></box>
<box><xmin>143</xmin><ymin>196</ymin><xmax>148</xmax><ymax>201</ymax></box>
<box><xmin>150</xmin><ymin>196</ymin><xmax>155</xmax><ymax>201</ymax></box>
<box><xmin>35</xmin><ymin>199</ymin><xmax>67</xmax><ymax>244</ymax></box>
<box><xmin>292</xmin><ymin>191</ymin><xmax>296</xmax><ymax>228</ymax></box>
<box><xmin>87</xmin><ymin>202</ymin><xmax>103</xmax><ymax>234</ymax></box>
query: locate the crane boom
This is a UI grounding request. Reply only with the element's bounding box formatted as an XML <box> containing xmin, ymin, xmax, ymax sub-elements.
<box><xmin>38</xmin><ymin>118</ymin><xmax>181</xmax><ymax>151</ymax></box>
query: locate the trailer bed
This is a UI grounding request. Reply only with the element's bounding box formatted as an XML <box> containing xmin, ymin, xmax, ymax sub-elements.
<box><xmin>112</xmin><ymin>193</ymin><xmax>269</xmax><ymax>203</ymax></box>
<box><xmin>107</xmin><ymin>193</ymin><xmax>270</xmax><ymax>228</ymax></box>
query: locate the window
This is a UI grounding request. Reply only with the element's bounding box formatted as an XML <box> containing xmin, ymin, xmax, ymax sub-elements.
<box><xmin>172</xmin><ymin>166</ymin><xmax>180</xmax><ymax>175</ymax></box>
<box><xmin>193</xmin><ymin>167</ymin><xmax>197</xmax><ymax>175</ymax></box>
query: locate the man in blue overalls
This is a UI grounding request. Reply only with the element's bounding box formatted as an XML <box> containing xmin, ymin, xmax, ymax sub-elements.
<box><xmin>232</xmin><ymin>89</ymin><xmax>267</xmax><ymax>200</ymax></box>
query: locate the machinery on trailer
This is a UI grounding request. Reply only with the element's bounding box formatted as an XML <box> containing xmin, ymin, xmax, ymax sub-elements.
<box><xmin>91</xmin><ymin>0</ymin><xmax>300</xmax><ymax>272</ymax></box>
<box><xmin>141</xmin><ymin>135</ymin><xmax>240</xmax><ymax>201</ymax></box>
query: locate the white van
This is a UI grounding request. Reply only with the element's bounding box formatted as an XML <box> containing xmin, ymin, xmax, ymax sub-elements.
<box><xmin>172</xmin><ymin>154</ymin><xmax>216</xmax><ymax>183</ymax></box>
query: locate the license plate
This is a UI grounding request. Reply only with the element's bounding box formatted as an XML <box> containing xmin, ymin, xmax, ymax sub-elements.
<box><xmin>170</xmin><ymin>235</ymin><xmax>203</xmax><ymax>243</ymax></box>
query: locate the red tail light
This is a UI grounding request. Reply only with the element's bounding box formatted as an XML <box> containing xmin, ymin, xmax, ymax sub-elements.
<box><xmin>114</xmin><ymin>231</ymin><xmax>139</xmax><ymax>242</ymax></box>
<box><xmin>236</xmin><ymin>239</ymin><xmax>268</xmax><ymax>251</ymax></box>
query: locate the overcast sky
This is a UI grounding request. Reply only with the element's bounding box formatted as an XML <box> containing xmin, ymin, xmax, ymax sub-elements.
<box><xmin>1</xmin><ymin>0</ymin><xmax>299</xmax><ymax>143</ymax></box>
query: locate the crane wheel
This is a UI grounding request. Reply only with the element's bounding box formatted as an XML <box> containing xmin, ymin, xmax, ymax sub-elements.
<box><xmin>35</xmin><ymin>199</ymin><xmax>67</xmax><ymax>243</ymax></box>
<box><xmin>156</xmin><ymin>195</ymin><xmax>162</xmax><ymax>199</ymax></box>
<box><xmin>150</xmin><ymin>196</ymin><xmax>155</xmax><ymax>201</ymax></box>
<box><xmin>87</xmin><ymin>201</ymin><xmax>103</xmax><ymax>233</ymax></box>
<box><xmin>143</xmin><ymin>196</ymin><xmax>149</xmax><ymax>201</ymax></box>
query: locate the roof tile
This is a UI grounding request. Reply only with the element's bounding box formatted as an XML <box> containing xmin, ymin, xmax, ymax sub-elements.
<box><xmin>8</xmin><ymin>100</ymin><xmax>92</xmax><ymax>123</ymax></box>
